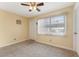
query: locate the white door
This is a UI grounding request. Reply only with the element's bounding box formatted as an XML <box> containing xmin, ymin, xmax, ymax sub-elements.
<box><xmin>74</xmin><ymin>3</ymin><xmax>79</xmax><ymax>55</ymax></box>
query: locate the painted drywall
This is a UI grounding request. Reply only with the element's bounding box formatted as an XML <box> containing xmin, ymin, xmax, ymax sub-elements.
<box><xmin>74</xmin><ymin>3</ymin><xmax>79</xmax><ymax>55</ymax></box>
<box><xmin>29</xmin><ymin>6</ymin><xmax>74</xmax><ymax>50</ymax></box>
<box><xmin>0</xmin><ymin>9</ymin><xmax>29</xmax><ymax>47</ymax></box>
<box><xmin>29</xmin><ymin>19</ymin><xmax>37</xmax><ymax>40</ymax></box>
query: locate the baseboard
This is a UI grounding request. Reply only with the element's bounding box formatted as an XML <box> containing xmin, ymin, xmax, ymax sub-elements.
<box><xmin>0</xmin><ymin>39</ymin><xmax>28</xmax><ymax>48</ymax></box>
<box><xmin>35</xmin><ymin>40</ymin><xmax>75</xmax><ymax>51</ymax></box>
<box><xmin>0</xmin><ymin>38</ymin><xmax>75</xmax><ymax>52</ymax></box>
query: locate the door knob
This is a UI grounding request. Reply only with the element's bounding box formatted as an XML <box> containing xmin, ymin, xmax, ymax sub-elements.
<box><xmin>74</xmin><ymin>32</ymin><xmax>77</xmax><ymax>34</ymax></box>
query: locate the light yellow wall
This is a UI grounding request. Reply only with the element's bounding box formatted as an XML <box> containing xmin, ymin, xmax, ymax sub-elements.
<box><xmin>30</xmin><ymin>6</ymin><xmax>74</xmax><ymax>50</ymax></box>
<box><xmin>0</xmin><ymin>5</ymin><xmax>73</xmax><ymax>50</ymax></box>
<box><xmin>0</xmin><ymin>10</ymin><xmax>29</xmax><ymax>47</ymax></box>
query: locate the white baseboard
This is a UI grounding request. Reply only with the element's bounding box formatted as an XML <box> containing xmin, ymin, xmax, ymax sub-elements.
<box><xmin>0</xmin><ymin>39</ymin><xmax>76</xmax><ymax>52</ymax></box>
<box><xmin>0</xmin><ymin>39</ymin><xmax>28</xmax><ymax>48</ymax></box>
<box><xmin>35</xmin><ymin>40</ymin><xmax>75</xmax><ymax>51</ymax></box>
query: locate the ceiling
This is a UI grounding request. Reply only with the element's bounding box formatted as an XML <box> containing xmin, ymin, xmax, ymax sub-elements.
<box><xmin>0</xmin><ymin>2</ymin><xmax>74</xmax><ymax>17</ymax></box>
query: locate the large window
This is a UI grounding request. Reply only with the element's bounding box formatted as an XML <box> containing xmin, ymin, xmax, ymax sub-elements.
<box><xmin>37</xmin><ymin>15</ymin><xmax>66</xmax><ymax>35</ymax></box>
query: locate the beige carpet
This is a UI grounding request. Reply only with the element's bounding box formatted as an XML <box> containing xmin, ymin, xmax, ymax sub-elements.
<box><xmin>0</xmin><ymin>40</ymin><xmax>78</xmax><ymax>57</ymax></box>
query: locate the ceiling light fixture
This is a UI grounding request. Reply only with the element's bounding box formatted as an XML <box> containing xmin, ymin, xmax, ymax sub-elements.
<box><xmin>21</xmin><ymin>2</ymin><xmax>44</xmax><ymax>12</ymax></box>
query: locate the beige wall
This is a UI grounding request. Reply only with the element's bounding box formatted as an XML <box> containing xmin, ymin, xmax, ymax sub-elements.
<box><xmin>0</xmin><ymin>5</ymin><xmax>74</xmax><ymax>50</ymax></box>
<box><xmin>30</xmin><ymin>6</ymin><xmax>74</xmax><ymax>50</ymax></box>
<box><xmin>0</xmin><ymin>10</ymin><xmax>29</xmax><ymax>47</ymax></box>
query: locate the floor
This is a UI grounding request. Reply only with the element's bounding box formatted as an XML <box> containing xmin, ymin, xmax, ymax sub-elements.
<box><xmin>0</xmin><ymin>40</ymin><xmax>78</xmax><ymax>57</ymax></box>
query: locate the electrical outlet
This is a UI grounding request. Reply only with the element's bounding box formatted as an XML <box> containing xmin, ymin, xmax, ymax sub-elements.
<box><xmin>49</xmin><ymin>39</ymin><xmax>52</xmax><ymax>42</ymax></box>
<box><xmin>14</xmin><ymin>38</ymin><xmax>16</xmax><ymax>40</ymax></box>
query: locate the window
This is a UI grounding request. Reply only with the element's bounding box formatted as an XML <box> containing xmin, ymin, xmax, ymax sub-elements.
<box><xmin>37</xmin><ymin>15</ymin><xmax>66</xmax><ymax>35</ymax></box>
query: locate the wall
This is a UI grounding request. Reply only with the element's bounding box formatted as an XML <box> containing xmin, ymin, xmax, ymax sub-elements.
<box><xmin>29</xmin><ymin>6</ymin><xmax>74</xmax><ymax>50</ymax></box>
<box><xmin>29</xmin><ymin>19</ymin><xmax>37</xmax><ymax>40</ymax></box>
<box><xmin>74</xmin><ymin>3</ymin><xmax>79</xmax><ymax>55</ymax></box>
<box><xmin>0</xmin><ymin>10</ymin><xmax>29</xmax><ymax>47</ymax></box>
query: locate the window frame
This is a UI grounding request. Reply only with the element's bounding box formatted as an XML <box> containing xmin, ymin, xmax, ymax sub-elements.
<box><xmin>37</xmin><ymin>14</ymin><xmax>67</xmax><ymax>36</ymax></box>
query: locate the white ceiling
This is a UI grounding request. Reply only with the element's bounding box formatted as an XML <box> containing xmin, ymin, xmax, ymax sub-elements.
<box><xmin>0</xmin><ymin>2</ymin><xmax>74</xmax><ymax>17</ymax></box>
